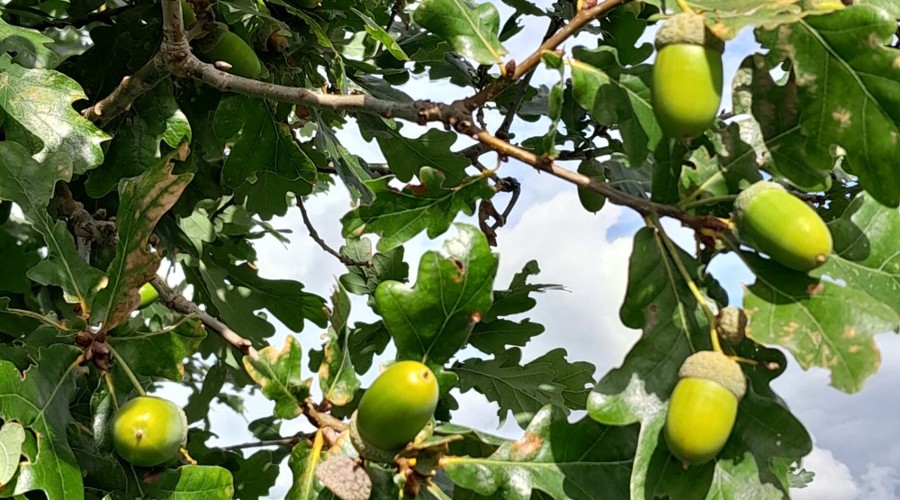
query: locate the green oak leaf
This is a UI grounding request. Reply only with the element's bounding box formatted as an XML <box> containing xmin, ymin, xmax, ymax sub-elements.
<box><xmin>413</xmin><ymin>0</ymin><xmax>508</xmax><ymax>65</ymax></box>
<box><xmin>743</xmin><ymin>253</ymin><xmax>899</xmax><ymax>393</ymax></box>
<box><xmin>467</xmin><ymin>319</ymin><xmax>544</xmax><ymax>355</ymax></box>
<box><xmin>571</xmin><ymin>47</ymin><xmax>660</xmax><ymax>167</ymax></box>
<box><xmin>342</xmin><ymin>168</ymin><xmax>494</xmax><ymax>253</ymax></box>
<box><xmin>454</xmin><ymin>348</ymin><xmax>565</xmax><ymax>428</ymax></box>
<box><xmin>375</xmin><ymin>224</ymin><xmax>498</xmax><ymax>363</ymax></box>
<box><xmin>86</xmin><ymin>80</ymin><xmax>191</xmax><ymax>197</ymax></box>
<box><xmin>223</xmin><ymin>99</ymin><xmax>317</xmax><ymax>218</ymax></box>
<box><xmin>0</xmin><ymin>19</ymin><xmax>60</xmax><ymax>68</ymax></box>
<box><xmin>443</xmin><ymin>405</ymin><xmax>639</xmax><ymax>499</ymax></box>
<box><xmin>824</xmin><ymin>194</ymin><xmax>900</xmax><ymax>315</ymax></box>
<box><xmin>732</xmin><ymin>54</ymin><xmax>833</xmax><ymax>191</ymax></box>
<box><xmin>758</xmin><ymin>6</ymin><xmax>900</xmax><ymax>206</ymax></box>
<box><xmin>147</xmin><ymin>465</ymin><xmax>235</xmax><ymax>499</ymax></box>
<box><xmin>108</xmin><ymin>316</ymin><xmax>206</xmax><ymax>382</ymax></box>
<box><xmin>348</xmin><ymin>321</ymin><xmax>391</xmax><ymax>375</ymax></box>
<box><xmin>339</xmin><ymin>237</ymin><xmax>409</xmax><ymax>298</ymax></box>
<box><xmin>356</xmin><ymin>115</ymin><xmax>469</xmax><ymax>185</ymax></box>
<box><xmin>285</xmin><ymin>436</ymin><xmax>325</xmax><ymax>500</ymax></box>
<box><xmin>243</xmin><ymin>336</ymin><xmax>312</xmax><ymax>419</ymax></box>
<box><xmin>0</xmin><ymin>345</ymin><xmax>84</xmax><ymax>499</ymax></box>
<box><xmin>0</xmin><ymin>56</ymin><xmax>108</xmax><ymax>173</ymax></box>
<box><xmin>684</xmin><ymin>0</ymin><xmax>849</xmax><ymax>40</ymax></box>
<box><xmin>0</xmin><ymin>142</ymin><xmax>104</xmax><ymax>304</ymax></box>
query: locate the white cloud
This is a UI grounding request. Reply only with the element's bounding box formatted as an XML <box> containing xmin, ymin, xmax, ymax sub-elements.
<box><xmin>793</xmin><ymin>446</ymin><xmax>860</xmax><ymax>500</ymax></box>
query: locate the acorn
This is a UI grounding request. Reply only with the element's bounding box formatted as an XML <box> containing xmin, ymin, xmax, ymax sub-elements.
<box><xmin>652</xmin><ymin>13</ymin><xmax>725</xmax><ymax>139</ymax></box>
<box><xmin>350</xmin><ymin>361</ymin><xmax>439</xmax><ymax>462</ymax></box>
<box><xmin>138</xmin><ymin>283</ymin><xmax>159</xmax><ymax>308</ymax></box>
<box><xmin>194</xmin><ymin>23</ymin><xmax>263</xmax><ymax>79</ymax></box>
<box><xmin>665</xmin><ymin>351</ymin><xmax>746</xmax><ymax>465</ymax></box>
<box><xmin>733</xmin><ymin>181</ymin><xmax>832</xmax><ymax>271</ymax></box>
<box><xmin>111</xmin><ymin>396</ymin><xmax>188</xmax><ymax>467</ymax></box>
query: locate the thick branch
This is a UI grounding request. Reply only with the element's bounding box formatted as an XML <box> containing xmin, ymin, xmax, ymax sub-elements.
<box><xmin>82</xmin><ymin>56</ymin><xmax>169</xmax><ymax>127</ymax></box>
<box><xmin>150</xmin><ymin>276</ymin><xmax>260</xmax><ymax>361</ymax></box>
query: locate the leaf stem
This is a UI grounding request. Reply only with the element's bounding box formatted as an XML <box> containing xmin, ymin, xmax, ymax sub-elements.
<box><xmin>650</xmin><ymin>216</ymin><xmax>722</xmax><ymax>353</ymax></box>
<box><xmin>107</xmin><ymin>344</ymin><xmax>147</xmax><ymax>396</ymax></box>
<box><xmin>104</xmin><ymin>372</ymin><xmax>120</xmax><ymax>410</ymax></box>
<box><xmin>4</xmin><ymin>308</ymin><xmax>72</xmax><ymax>333</ymax></box>
<box><xmin>676</xmin><ymin>0</ymin><xmax>696</xmax><ymax>14</ymax></box>
<box><xmin>678</xmin><ymin>194</ymin><xmax>737</xmax><ymax>211</ymax></box>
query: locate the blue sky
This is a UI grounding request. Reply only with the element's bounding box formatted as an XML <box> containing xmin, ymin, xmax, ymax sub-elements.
<box><xmin>149</xmin><ymin>1</ymin><xmax>900</xmax><ymax>497</ymax></box>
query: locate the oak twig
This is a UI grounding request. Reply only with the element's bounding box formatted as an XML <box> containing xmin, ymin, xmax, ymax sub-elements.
<box><xmin>297</xmin><ymin>198</ymin><xmax>371</xmax><ymax>268</ymax></box>
<box><xmin>151</xmin><ymin>276</ymin><xmax>260</xmax><ymax>361</ymax></box>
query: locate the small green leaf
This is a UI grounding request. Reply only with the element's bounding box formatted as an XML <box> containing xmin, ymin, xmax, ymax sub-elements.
<box><xmin>454</xmin><ymin>348</ymin><xmax>565</xmax><ymax>428</ymax></box>
<box><xmin>357</xmin><ymin>115</ymin><xmax>470</xmax><ymax>185</ymax></box>
<box><xmin>148</xmin><ymin>465</ymin><xmax>235</xmax><ymax>499</ymax></box>
<box><xmin>286</xmin><ymin>435</ymin><xmax>324</xmax><ymax>500</ymax></box>
<box><xmin>413</xmin><ymin>0</ymin><xmax>508</xmax><ymax>65</ymax></box>
<box><xmin>318</xmin><ymin>285</ymin><xmax>361</xmax><ymax>407</ymax></box>
<box><xmin>0</xmin><ymin>422</ymin><xmax>25</xmax><ymax>486</ymax></box>
<box><xmin>243</xmin><ymin>336</ymin><xmax>312</xmax><ymax>419</ymax></box>
<box><xmin>571</xmin><ymin>47</ymin><xmax>660</xmax><ymax>167</ymax></box>
<box><xmin>342</xmin><ymin>168</ymin><xmax>494</xmax><ymax>253</ymax></box>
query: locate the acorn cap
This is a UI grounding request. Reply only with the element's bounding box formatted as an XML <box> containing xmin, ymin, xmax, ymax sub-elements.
<box><xmin>678</xmin><ymin>351</ymin><xmax>746</xmax><ymax>400</ymax></box>
<box><xmin>349</xmin><ymin>411</ymin><xmax>399</xmax><ymax>463</ymax></box>
<box><xmin>655</xmin><ymin>12</ymin><xmax>725</xmax><ymax>53</ymax></box>
<box><xmin>193</xmin><ymin>22</ymin><xmax>230</xmax><ymax>54</ymax></box>
<box><xmin>716</xmin><ymin>306</ymin><xmax>748</xmax><ymax>346</ymax></box>
<box><xmin>732</xmin><ymin>180</ymin><xmax>785</xmax><ymax>224</ymax></box>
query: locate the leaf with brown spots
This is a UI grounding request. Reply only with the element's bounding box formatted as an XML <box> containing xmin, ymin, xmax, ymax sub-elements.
<box><xmin>743</xmin><ymin>253</ymin><xmax>898</xmax><ymax>392</ymax></box>
<box><xmin>824</xmin><ymin>194</ymin><xmax>900</xmax><ymax>316</ymax></box>
<box><xmin>442</xmin><ymin>405</ymin><xmax>639</xmax><ymax>500</ymax></box>
<box><xmin>243</xmin><ymin>336</ymin><xmax>312</xmax><ymax>419</ymax></box>
<box><xmin>374</xmin><ymin>224</ymin><xmax>498</xmax><ymax>364</ymax></box>
<box><xmin>757</xmin><ymin>5</ymin><xmax>900</xmax><ymax>206</ymax></box>
<box><xmin>317</xmin><ymin>284</ymin><xmax>361</xmax><ymax>407</ymax></box>
<box><xmin>0</xmin><ymin>57</ymin><xmax>108</xmax><ymax>173</ymax></box>
<box><xmin>90</xmin><ymin>151</ymin><xmax>193</xmax><ymax>332</ymax></box>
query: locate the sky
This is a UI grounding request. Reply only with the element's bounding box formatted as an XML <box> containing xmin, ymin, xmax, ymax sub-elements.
<box><xmin>151</xmin><ymin>1</ymin><xmax>900</xmax><ymax>498</ymax></box>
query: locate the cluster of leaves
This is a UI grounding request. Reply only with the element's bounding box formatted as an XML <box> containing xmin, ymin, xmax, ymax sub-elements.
<box><xmin>0</xmin><ymin>0</ymin><xmax>899</xmax><ymax>498</ymax></box>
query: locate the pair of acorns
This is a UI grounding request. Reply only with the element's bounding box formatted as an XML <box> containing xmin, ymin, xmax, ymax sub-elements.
<box><xmin>109</xmin><ymin>361</ymin><xmax>439</xmax><ymax>467</ymax></box>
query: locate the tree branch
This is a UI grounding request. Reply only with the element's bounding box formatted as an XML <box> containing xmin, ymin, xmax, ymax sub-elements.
<box><xmin>463</xmin><ymin>0</ymin><xmax>629</xmax><ymax>109</ymax></box>
<box><xmin>81</xmin><ymin>56</ymin><xmax>169</xmax><ymax>127</ymax></box>
<box><xmin>223</xmin><ymin>435</ymin><xmax>309</xmax><ymax>450</ymax></box>
<box><xmin>297</xmin><ymin>198</ymin><xmax>371</xmax><ymax>267</ymax></box>
<box><xmin>150</xmin><ymin>276</ymin><xmax>260</xmax><ymax>361</ymax></box>
<box><xmin>470</xmin><ymin>130</ymin><xmax>729</xmax><ymax>234</ymax></box>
